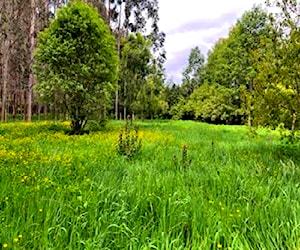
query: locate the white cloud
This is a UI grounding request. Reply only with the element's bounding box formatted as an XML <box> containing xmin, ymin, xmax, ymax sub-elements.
<box><xmin>158</xmin><ymin>0</ymin><xmax>266</xmax><ymax>83</ymax></box>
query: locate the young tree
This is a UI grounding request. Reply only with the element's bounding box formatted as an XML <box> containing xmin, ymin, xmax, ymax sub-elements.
<box><xmin>204</xmin><ymin>6</ymin><xmax>272</xmax><ymax>125</ymax></box>
<box><xmin>27</xmin><ymin>0</ymin><xmax>36</xmax><ymax>121</ymax></box>
<box><xmin>258</xmin><ymin>0</ymin><xmax>300</xmax><ymax>130</ymax></box>
<box><xmin>133</xmin><ymin>73</ymin><xmax>167</xmax><ymax>119</ymax></box>
<box><xmin>108</xmin><ymin>0</ymin><xmax>165</xmax><ymax>119</ymax></box>
<box><xmin>34</xmin><ymin>0</ymin><xmax>118</xmax><ymax>134</ymax></box>
<box><xmin>181</xmin><ymin>46</ymin><xmax>205</xmax><ymax>97</ymax></box>
<box><xmin>119</xmin><ymin>33</ymin><xmax>151</xmax><ymax>118</ymax></box>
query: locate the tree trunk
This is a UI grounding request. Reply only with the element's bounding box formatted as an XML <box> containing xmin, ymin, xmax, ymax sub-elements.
<box><xmin>1</xmin><ymin>0</ymin><xmax>12</xmax><ymax>122</ymax></box>
<box><xmin>248</xmin><ymin>79</ymin><xmax>253</xmax><ymax>127</ymax></box>
<box><xmin>291</xmin><ymin>112</ymin><xmax>297</xmax><ymax>131</ymax></box>
<box><xmin>1</xmin><ymin>38</ymin><xmax>10</xmax><ymax>122</ymax></box>
<box><xmin>115</xmin><ymin>2</ymin><xmax>123</xmax><ymax>120</ymax></box>
<box><xmin>108</xmin><ymin>0</ymin><xmax>111</xmax><ymax>26</ymax></box>
<box><xmin>27</xmin><ymin>0</ymin><xmax>35</xmax><ymax>122</ymax></box>
<box><xmin>115</xmin><ymin>90</ymin><xmax>119</xmax><ymax>120</ymax></box>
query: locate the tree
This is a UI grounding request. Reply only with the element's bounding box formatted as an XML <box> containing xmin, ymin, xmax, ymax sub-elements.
<box><xmin>34</xmin><ymin>0</ymin><xmax>118</xmax><ymax>134</ymax></box>
<box><xmin>25</xmin><ymin>0</ymin><xmax>165</xmax><ymax>121</ymax></box>
<box><xmin>204</xmin><ymin>6</ymin><xmax>272</xmax><ymax>125</ymax></box>
<box><xmin>27</xmin><ymin>0</ymin><xmax>36</xmax><ymax>121</ymax></box>
<box><xmin>253</xmin><ymin>0</ymin><xmax>300</xmax><ymax>130</ymax></box>
<box><xmin>0</xmin><ymin>1</ymin><xmax>12</xmax><ymax>122</ymax></box>
<box><xmin>164</xmin><ymin>79</ymin><xmax>181</xmax><ymax>118</ymax></box>
<box><xmin>181</xmin><ymin>46</ymin><xmax>205</xmax><ymax>97</ymax></box>
<box><xmin>0</xmin><ymin>0</ymin><xmax>53</xmax><ymax>122</ymax></box>
<box><xmin>133</xmin><ymin>73</ymin><xmax>167</xmax><ymax>119</ymax></box>
<box><xmin>108</xmin><ymin>0</ymin><xmax>165</xmax><ymax>120</ymax></box>
<box><xmin>119</xmin><ymin>33</ymin><xmax>151</xmax><ymax>118</ymax></box>
<box><xmin>204</xmin><ymin>38</ymin><xmax>234</xmax><ymax>87</ymax></box>
<box><xmin>187</xmin><ymin>83</ymin><xmax>240</xmax><ymax>124</ymax></box>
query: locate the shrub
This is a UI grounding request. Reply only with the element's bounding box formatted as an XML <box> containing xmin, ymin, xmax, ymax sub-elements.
<box><xmin>117</xmin><ymin>121</ymin><xmax>142</xmax><ymax>159</ymax></box>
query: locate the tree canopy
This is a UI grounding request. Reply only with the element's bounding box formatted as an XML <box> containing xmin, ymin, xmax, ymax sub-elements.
<box><xmin>34</xmin><ymin>0</ymin><xmax>118</xmax><ymax>134</ymax></box>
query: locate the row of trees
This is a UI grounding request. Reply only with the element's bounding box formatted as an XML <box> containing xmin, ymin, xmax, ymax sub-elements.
<box><xmin>166</xmin><ymin>0</ymin><xmax>300</xmax><ymax>130</ymax></box>
<box><xmin>2</xmin><ymin>0</ymin><xmax>300</xmax><ymax>132</ymax></box>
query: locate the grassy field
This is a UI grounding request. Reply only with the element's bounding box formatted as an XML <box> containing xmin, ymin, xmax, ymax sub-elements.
<box><xmin>0</xmin><ymin>120</ymin><xmax>299</xmax><ymax>249</ymax></box>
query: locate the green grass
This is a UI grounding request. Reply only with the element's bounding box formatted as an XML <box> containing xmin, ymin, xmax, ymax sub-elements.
<box><xmin>0</xmin><ymin>120</ymin><xmax>299</xmax><ymax>249</ymax></box>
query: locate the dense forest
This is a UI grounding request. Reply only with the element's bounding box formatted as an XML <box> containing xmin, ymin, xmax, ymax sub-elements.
<box><xmin>1</xmin><ymin>0</ymin><xmax>300</xmax><ymax>131</ymax></box>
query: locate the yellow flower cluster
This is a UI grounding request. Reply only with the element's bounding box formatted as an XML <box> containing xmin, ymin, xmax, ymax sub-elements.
<box><xmin>2</xmin><ymin>234</ymin><xmax>22</xmax><ymax>249</ymax></box>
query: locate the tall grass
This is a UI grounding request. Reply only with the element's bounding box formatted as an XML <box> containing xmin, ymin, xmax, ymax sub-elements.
<box><xmin>0</xmin><ymin>120</ymin><xmax>299</xmax><ymax>249</ymax></box>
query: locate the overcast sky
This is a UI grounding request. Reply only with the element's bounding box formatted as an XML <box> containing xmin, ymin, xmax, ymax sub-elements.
<box><xmin>158</xmin><ymin>0</ymin><xmax>266</xmax><ymax>83</ymax></box>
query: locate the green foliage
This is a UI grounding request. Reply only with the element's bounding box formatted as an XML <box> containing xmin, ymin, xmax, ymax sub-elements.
<box><xmin>187</xmin><ymin>83</ymin><xmax>241</xmax><ymax>124</ymax></box>
<box><xmin>173</xmin><ymin>143</ymin><xmax>192</xmax><ymax>170</ymax></box>
<box><xmin>133</xmin><ymin>74</ymin><xmax>168</xmax><ymax>119</ymax></box>
<box><xmin>170</xmin><ymin>97</ymin><xmax>195</xmax><ymax>120</ymax></box>
<box><xmin>171</xmin><ymin>83</ymin><xmax>242</xmax><ymax>123</ymax></box>
<box><xmin>202</xmin><ymin>6</ymin><xmax>272</xmax><ymax>125</ymax></box>
<box><xmin>117</xmin><ymin>121</ymin><xmax>142</xmax><ymax>159</ymax></box>
<box><xmin>204</xmin><ymin>38</ymin><xmax>234</xmax><ymax>87</ymax></box>
<box><xmin>34</xmin><ymin>0</ymin><xmax>118</xmax><ymax>134</ymax></box>
<box><xmin>119</xmin><ymin>33</ymin><xmax>152</xmax><ymax>116</ymax></box>
<box><xmin>181</xmin><ymin>46</ymin><xmax>205</xmax><ymax>97</ymax></box>
<box><xmin>251</xmin><ymin>0</ymin><xmax>300</xmax><ymax>130</ymax></box>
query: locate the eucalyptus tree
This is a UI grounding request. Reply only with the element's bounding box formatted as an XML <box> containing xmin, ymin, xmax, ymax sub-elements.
<box><xmin>181</xmin><ymin>46</ymin><xmax>205</xmax><ymax>98</ymax></box>
<box><xmin>134</xmin><ymin>73</ymin><xmax>167</xmax><ymax>119</ymax></box>
<box><xmin>107</xmin><ymin>0</ymin><xmax>165</xmax><ymax>119</ymax></box>
<box><xmin>0</xmin><ymin>0</ymin><xmax>54</xmax><ymax>122</ymax></box>
<box><xmin>119</xmin><ymin>33</ymin><xmax>151</xmax><ymax>118</ymax></box>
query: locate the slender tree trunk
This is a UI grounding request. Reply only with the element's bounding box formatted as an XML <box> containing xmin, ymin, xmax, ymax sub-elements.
<box><xmin>45</xmin><ymin>105</ymin><xmax>48</xmax><ymax>120</ymax></box>
<box><xmin>248</xmin><ymin>79</ymin><xmax>253</xmax><ymax>127</ymax></box>
<box><xmin>1</xmin><ymin>0</ymin><xmax>11</xmax><ymax>122</ymax></box>
<box><xmin>291</xmin><ymin>112</ymin><xmax>297</xmax><ymax>131</ymax></box>
<box><xmin>115</xmin><ymin>90</ymin><xmax>119</xmax><ymax>120</ymax></box>
<box><xmin>27</xmin><ymin>0</ymin><xmax>36</xmax><ymax>122</ymax></box>
<box><xmin>124</xmin><ymin>79</ymin><xmax>127</xmax><ymax>120</ymax></box>
<box><xmin>1</xmin><ymin>38</ymin><xmax>9</xmax><ymax>122</ymax></box>
<box><xmin>115</xmin><ymin>2</ymin><xmax>123</xmax><ymax>120</ymax></box>
<box><xmin>108</xmin><ymin>0</ymin><xmax>111</xmax><ymax>26</ymax></box>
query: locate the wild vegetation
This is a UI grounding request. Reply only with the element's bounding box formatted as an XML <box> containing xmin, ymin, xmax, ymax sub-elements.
<box><xmin>2</xmin><ymin>0</ymin><xmax>300</xmax><ymax>130</ymax></box>
<box><xmin>0</xmin><ymin>120</ymin><xmax>299</xmax><ymax>249</ymax></box>
<box><xmin>1</xmin><ymin>0</ymin><xmax>300</xmax><ymax>249</ymax></box>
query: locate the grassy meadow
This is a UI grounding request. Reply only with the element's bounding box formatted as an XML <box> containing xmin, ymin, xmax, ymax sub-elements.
<box><xmin>0</xmin><ymin>120</ymin><xmax>299</xmax><ymax>249</ymax></box>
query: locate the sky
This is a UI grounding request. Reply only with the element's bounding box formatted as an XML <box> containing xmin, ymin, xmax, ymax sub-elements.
<box><xmin>158</xmin><ymin>0</ymin><xmax>266</xmax><ymax>84</ymax></box>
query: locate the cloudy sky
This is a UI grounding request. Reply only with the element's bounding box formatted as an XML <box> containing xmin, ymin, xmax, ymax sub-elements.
<box><xmin>158</xmin><ymin>0</ymin><xmax>266</xmax><ymax>83</ymax></box>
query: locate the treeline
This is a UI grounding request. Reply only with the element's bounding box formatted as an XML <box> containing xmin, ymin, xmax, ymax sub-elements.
<box><xmin>1</xmin><ymin>0</ymin><xmax>300</xmax><ymax>131</ymax></box>
<box><xmin>166</xmin><ymin>1</ymin><xmax>300</xmax><ymax>130</ymax></box>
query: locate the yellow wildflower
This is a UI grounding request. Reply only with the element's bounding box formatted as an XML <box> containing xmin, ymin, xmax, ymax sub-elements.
<box><xmin>217</xmin><ymin>243</ymin><xmax>222</xmax><ymax>248</ymax></box>
<box><xmin>3</xmin><ymin>243</ymin><xmax>8</xmax><ymax>248</ymax></box>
